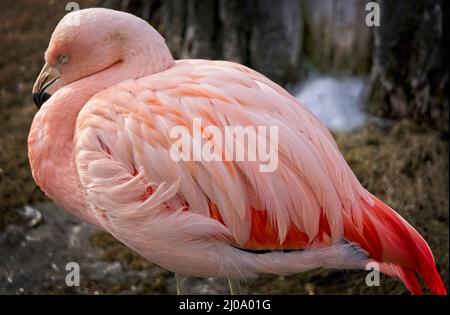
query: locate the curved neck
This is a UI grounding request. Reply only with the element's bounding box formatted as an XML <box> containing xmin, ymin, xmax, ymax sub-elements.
<box><xmin>28</xmin><ymin>49</ymin><xmax>174</xmax><ymax>226</ymax></box>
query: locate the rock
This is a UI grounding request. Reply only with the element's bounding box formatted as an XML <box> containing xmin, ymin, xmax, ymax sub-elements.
<box><xmin>19</xmin><ymin>205</ymin><xmax>42</xmax><ymax>228</ymax></box>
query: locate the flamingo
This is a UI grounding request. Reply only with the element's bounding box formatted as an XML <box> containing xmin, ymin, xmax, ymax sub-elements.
<box><xmin>28</xmin><ymin>8</ymin><xmax>446</xmax><ymax>295</ymax></box>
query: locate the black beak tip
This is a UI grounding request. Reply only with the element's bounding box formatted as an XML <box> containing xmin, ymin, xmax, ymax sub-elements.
<box><xmin>32</xmin><ymin>92</ymin><xmax>51</xmax><ymax>109</ymax></box>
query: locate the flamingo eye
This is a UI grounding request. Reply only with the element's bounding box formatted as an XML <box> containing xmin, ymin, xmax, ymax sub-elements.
<box><xmin>58</xmin><ymin>54</ymin><xmax>70</xmax><ymax>64</ymax></box>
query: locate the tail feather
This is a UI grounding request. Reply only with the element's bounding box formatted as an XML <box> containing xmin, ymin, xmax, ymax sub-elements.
<box><xmin>345</xmin><ymin>194</ymin><xmax>446</xmax><ymax>295</ymax></box>
<box><xmin>378</xmin><ymin>263</ymin><xmax>423</xmax><ymax>295</ymax></box>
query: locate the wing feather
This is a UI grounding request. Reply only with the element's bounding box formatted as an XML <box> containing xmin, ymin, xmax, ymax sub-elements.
<box><xmin>75</xmin><ymin>59</ymin><xmax>370</xmax><ymax>248</ymax></box>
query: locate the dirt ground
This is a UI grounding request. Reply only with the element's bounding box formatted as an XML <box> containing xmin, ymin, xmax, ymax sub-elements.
<box><xmin>0</xmin><ymin>0</ymin><xmax>448</xmax><ymax>294</ymax></box>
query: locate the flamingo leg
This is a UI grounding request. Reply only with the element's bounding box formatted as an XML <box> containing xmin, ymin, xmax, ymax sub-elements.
<box><xmin>176</xmin><ymin>273</ymin><xmax>188</xmax><ymax>295</ymax></box>
<box><xmin>227</xmin><ymin>278</ymin><xmax>242</xmax><ymax>295</ymax></box>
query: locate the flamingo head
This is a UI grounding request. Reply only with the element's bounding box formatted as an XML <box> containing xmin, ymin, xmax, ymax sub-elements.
<box><xmin>32</xmin><ymin>8</ymin><xmax>173</xmax><ymax>108</ymax></box>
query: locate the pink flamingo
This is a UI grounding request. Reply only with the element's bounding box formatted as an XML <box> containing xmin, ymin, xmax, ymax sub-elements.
<box><xmin>29</xmin><ymin>8</ymin><xmax>446</xmax><ymax>295</ymax></box>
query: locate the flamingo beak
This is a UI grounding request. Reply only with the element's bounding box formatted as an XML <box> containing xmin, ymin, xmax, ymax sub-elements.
<box><xmin>32</xmin><ymin>63</ymin><xmax>60</xmax><ymax>109</ymax></box>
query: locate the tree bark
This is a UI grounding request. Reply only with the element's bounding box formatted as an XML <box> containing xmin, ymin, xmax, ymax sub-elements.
<box><xmin>367</xmin><ymin>0</ymin><xmax>449</xmax><ymax>133</ymax></box>
<box><xmin>249</xmin><ymin>0</ymin><xmax>302</xmax><ymax>84</ymax></box>
<box><xmin>302</xmin><ymin>0</ymin><xmax>373</xmax><ymax>73</ymax></box>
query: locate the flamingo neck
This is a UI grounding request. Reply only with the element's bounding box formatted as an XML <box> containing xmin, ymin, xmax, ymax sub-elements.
<box><xmin>28</xmin><ymin>49</ymin><xmax>174</xmax><ymax>226</ymax></box>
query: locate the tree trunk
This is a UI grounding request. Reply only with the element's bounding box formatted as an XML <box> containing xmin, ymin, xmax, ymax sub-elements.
<box><xmin>367</xmin><ymin>0</ymin><xmax>449</xmax><ymax>133</ymax></box>
<box><xmin>249</xmin><ymin>0</ymin><xmax>303</xmax><ymax>84</ymax></box>
<box><xmin>302</xmin><ymin>0</ymin><xmax>373</xmax><ymax>73</ymax></box>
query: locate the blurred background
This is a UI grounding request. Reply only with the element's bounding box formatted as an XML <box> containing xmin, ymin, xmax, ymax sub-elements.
<box><xmin>0</xmin><ymin>0</ymin><xmax>448</xmax><ymax>294</ymax></box>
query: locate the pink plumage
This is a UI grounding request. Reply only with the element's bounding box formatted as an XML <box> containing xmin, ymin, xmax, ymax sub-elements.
<box><xmin>28</xmin><ymin>8</ymin><xmax>445</xmax><ymax>294</ymax></box>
